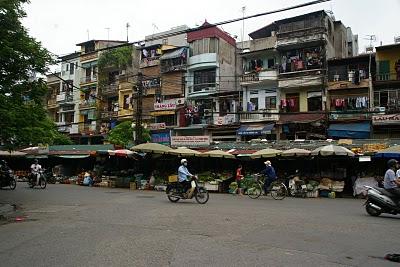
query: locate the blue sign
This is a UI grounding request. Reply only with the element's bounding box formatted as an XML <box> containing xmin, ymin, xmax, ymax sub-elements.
<box><xmin>151</xmin><ymin>132</ymin><xmax>170</xmax><ymax>145</ymax></box>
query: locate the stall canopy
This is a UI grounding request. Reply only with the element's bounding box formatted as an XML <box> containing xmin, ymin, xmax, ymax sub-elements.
<box><xmin>131</xmin><ymin>143</ymin><xmax>171</xmax><ymax>154</ymax></box>
<box><xmin>375</xmin><ymin>145</ymin><xmax>400</xmax><ymax>158</ymax></box>
<box><xmin>327</xmin><ymin>122</ymin><xmax>371</xmax><ymax>139</ymax></box>
<box><xmin>49</xmin><ymin>144</ymin><xmax>114</xmax><ymax>157</ymax></box>
<box><xmin>311</xmin><ymin>145</ymin><xmax>355</xmax><ymax>157</ymax></box>
<box><xmin>199</xmin><ymin>150</ymin><xmax>235</xmax><ymax>159</ymax></box>
<box><xmin>237</xmin><ymin>124</ymin><xmax>274</xmax><ymax>136</ymax></box>
<box><xmin>250</xmin><ymin>148</ymin><xmax>282</xmax><ymax>159</ymax></box>
<box><xmin>168</xmin><ymin>147</ymin><xmax>201</xmax><ymax>157</ymax></box>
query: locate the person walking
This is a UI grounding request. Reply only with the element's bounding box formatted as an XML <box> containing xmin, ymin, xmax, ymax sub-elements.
<box><xmin>236</xmin><ymin>165</ymin><xmax>244</xmax><ymax>195</ymax></box>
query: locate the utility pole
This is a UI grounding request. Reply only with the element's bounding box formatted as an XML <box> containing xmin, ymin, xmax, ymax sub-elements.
<box><xmin>126</xmin><ymin>23</ymin><xmax>130</xmax><ymax>42</ymax></box>
<box><xmin>135</xmin><ymin>72</ymin><xmax>143</xmax><ymax>145</ymax></box>
<box><xmin>365</xmin><ymin>35</ymin><xmax>376</xmax><ymax>110</ymax></box>
<box><xmin>241</xmin><ymin>6</ymin><xmax>246</xmax><ymax>50</ymax></box>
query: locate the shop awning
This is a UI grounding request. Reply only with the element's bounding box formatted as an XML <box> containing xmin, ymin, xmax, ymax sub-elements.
<box><xmin>328</xmin><ymin>122</ymin><xmax>371</xmax><ymax>139</ymax></box>
<box><xmin>160</xmin><ymin>47</ymin><xmax>187</xmax><ymax>60</ymax></box>
<box><xmin>237</xmin><ymin>124</ymin><xmax>274</xmax><ymax>136</ymax></box>
<box><xmin>278</xmin><ymin>113</ymin><xmax>325</xmax><ymax>124</ymax></box>
<box><xmin>56</xmin><ymin>155</ymin><xmax>91</xmax><ymax>159</ymax></box>
<box><xmin>150</xmin><ymin>110</ymin><xmax>175</xmax><ymax>116</ymax></box>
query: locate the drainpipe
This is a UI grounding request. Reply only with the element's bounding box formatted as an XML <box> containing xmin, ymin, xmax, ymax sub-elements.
<box><xmin>368</xmin><ymin>52</ymin><xmax>374</xmax><ymax>110</ymax></box>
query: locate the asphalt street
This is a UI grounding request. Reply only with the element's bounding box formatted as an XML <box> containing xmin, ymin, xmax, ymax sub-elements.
<box><xmin>0</xmin><ymin>183</ymin><xmax>399</xmax><ymax>267</ymax></box>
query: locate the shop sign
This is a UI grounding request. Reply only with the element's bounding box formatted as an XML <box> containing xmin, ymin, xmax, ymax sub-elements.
<box><xmin>149</xmin><ymin>123</ymin><xmax>166</xmax><ymax>130</ymax></box>
<box><xmin>372</xmin><ymin>114</ymin><xmax>400</xmax><ymax>125</ymax></box>
<box><xmin>359</xmin><ymin>156</ymin><xmax>371</xmax><ymax>162</ymax></box>
<box><xmin>151</xmin><ymin>132</ymin><xmax>170</xmax><ymax>145</ymax></box>
<box><xmin>171</xmin><ymin>136</ymin><xmax>210</xmax><ymax>147</ymax></box>
<box><xmin>142</xmin><ymin>78</ymin><xmax>161</xmax><ymax>89</ymax></box>
<box><xmin>154</xmin><ymin>99</ymin><xmax>177</xmax><ymax>111</ymax></box>
<box><xmin>214</xmin><ymin>114</ymin><xmax>236</xmax><ymax>125</ymax></box>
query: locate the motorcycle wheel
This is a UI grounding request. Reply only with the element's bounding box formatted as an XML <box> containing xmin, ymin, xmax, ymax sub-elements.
<box><xmin>195</xmin><ymin>187</ymin><xmax>209</xmax><ymax>204</ymax></box>
<box><xmin>40</xmin><ymin>177</ymin><xmax>47</xmax><ymax>189</ymax></box>
<box><xmin>366</xmin><ymin>202</ymin><xmax>381</xmax><ymax>217</ymax></box>
<box><xmin>167</xmin><ymin>188</ymin><xmax>180</xmax><ymax>203</ymax></box>
<box><xmin>9</xmin><ymin>178</ymin><xmax>16</xmax><ymax>190</ymax></box>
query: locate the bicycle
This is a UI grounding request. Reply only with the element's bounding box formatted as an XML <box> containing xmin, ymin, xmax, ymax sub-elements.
<box><xmin>246</xmin><ymin>174</ymin><xmax>287</xmax><ymax>200</ymax></box>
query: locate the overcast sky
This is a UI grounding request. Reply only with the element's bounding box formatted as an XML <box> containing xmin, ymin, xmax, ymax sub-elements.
<box><xmin>23</xmin><ymin>0</ymin><xmax>399</xmax><ymax>57</ymax></box>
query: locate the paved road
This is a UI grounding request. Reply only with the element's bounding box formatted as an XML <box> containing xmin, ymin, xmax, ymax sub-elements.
<box><xmin>0</xmin><ymin>183</ymin><xmax>399</xmax><ymax>267</ymax></box>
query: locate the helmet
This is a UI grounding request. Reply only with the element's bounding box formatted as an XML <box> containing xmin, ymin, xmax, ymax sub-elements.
<box><xmin>387</xmin><ymin>159</ymin><xmax>398</xmax><ymax>168</ymax></box>
<box><xmin>181</xmin><ymin>159</ymin><xmax>187</xmax><ymax>165</ymax></box>
<box><xmin>34</xmin><ymin>159</ymin><xmax>39</xmax><ymax>164</ymax></box>
<box><xmin>264</xmin><ymin>160</ymin><xmax>271</xmax><ymax>166</ymax></box>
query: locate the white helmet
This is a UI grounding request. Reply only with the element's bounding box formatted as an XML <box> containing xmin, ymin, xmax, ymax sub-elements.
<box><xmin>181</xmin><ymin>159</ymin><xmax>187</xmax><ymax>165</ymax></box>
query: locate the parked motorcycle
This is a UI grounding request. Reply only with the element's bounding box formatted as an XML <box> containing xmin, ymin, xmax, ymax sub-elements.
<box><xmin>28</xmin><ymin>170</ymin><xmax>47</xmax><ymax>189</ymax></box>
<box><xmin>166</xmin><ymin>176</ymin><xmax>209</xmax><ymax>204</ymax></box>
<box><xmin>0</xmin><ymin>169</ymin><xmax>17</xmax><ymax>190</ymax></box>
<box><xmin>364</xmin><ymin>186</ymin><xmax>400</xmax><ymax>216</ymax></box>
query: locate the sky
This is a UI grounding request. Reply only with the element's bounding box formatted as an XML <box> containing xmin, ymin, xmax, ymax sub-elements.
<box><xmin>23</xmin><ymin>0</ymin><xmax>400</xmax><ymax>57</ymax></box>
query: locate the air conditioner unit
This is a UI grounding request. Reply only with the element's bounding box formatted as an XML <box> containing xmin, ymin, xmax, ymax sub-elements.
<box><xmin>203</xmin><ymin>109</ymin><xmax>212</xmax><ymax>116</ymax></box>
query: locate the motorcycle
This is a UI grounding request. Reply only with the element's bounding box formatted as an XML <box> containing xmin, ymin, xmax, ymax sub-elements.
<box><xmin>364</xmin><ymin>186</ymin><xmax>400</xmax><ymax>217</ymax></box>
<box><xmin>0</xmin><ymin>169</ymin><xmax>17</xmax><ymax>190</ymax></box>
<box><xmin>166</xmin><ymin>176</ymin><xmax>209</xmax><ymax>204</ymax></box>
<box><xmin>28</xmin><ymin>169</ymin><xmax>47</xmax><ymax>189</ymax></box>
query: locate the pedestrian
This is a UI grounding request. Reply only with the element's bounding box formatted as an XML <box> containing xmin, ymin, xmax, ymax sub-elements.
<box><xmin>236</xmin><ymin>165</ymin><xmax>244</xmax><ymax>195</ymax></box>
<box><xmin>260</xmin><ymin>160</ymin><xmax>277</xmax><ymax>194</ymax></box>
<box><xmin>83</xmin><ymin>171</ymin><xmax>94</xmax><ymax>187</ymax></box>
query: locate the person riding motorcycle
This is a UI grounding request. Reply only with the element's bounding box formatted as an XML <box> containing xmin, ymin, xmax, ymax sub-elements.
<box><xmin>178</xmin><ymin>159</ymin><xmax>193</xmax><ymax>197</ymax></box>
<box><xmin>30</xmin><ymin>159</ymin><xmax>43</xmax><ymax>186</ymax></box>
<box><xmin>384</xmin><ymin>159</ymin><xmax>400</xmax><ymax>199</ymax></box>
<box><xmin>260</xmin><ymin>160</ymin><xmax>277</xmax><ymax>193</ymax></box>
<box><xmin>0</xmin><ymin>160</ymin><xmax>11</xmax><ymax>184</ymax></box>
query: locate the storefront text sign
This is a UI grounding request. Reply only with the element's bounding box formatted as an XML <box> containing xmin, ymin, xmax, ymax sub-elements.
<box><xmin>171</xmin><ymin>136</ymin><xmax>210</xmax><ymax>147</ymax></box>
<box><xmin>154</xmin><ymin>101</ymin><xmax>176</xmax><ymax>111</ymax></box>
<box><xmin>372</xmin><ymin>114</ymin><xmax>400</xmax><ymax>125</ymax></box>
<box><xmin>149</xmin><ymin>123</ymin><xmax>166</xmax><ymax>130</ymax></box>
<box><xmin>151</xmin><ymin>132</ymin><xmax>170</xmax><ymax>145</ymax></box>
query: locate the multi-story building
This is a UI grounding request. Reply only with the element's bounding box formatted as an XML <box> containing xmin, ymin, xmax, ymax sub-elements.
<box><xmin>76</xmin><ymin>40</ymin><xmax>127</xmax><ymax>144</ymax></box>
<box><xmin>372</xmin><ymin>42</ymin><xmax>400</xmax><ymax>138</ymax></box>
<box><xmin>172</xmin><ymin>21</ymin><xmax>239</xmax><ymax>144</ymax></box>
<box><xmin>46</xmin><ymin>72</ymin><xmax>61</xmax><ymax>126</ymax></box>
<box><xmin>326</xmin><ymin>54</ymin><xmax>375</xmax><ymax>139</ymax></box>
<box><xmin>238</xmin><ymin>28</ymin><xmax>280</xmax><ymax>140</ymax></box>
<box><xmin>248</xmin><ymin>10</ymin><xmax>357</xmax><ymax>140</ymax></box>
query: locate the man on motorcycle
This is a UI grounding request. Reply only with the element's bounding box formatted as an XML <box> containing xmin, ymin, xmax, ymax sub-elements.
<box><xmin>30</xmin><ymin>159</ymin><xmax>42</xmax><ymax>186</ymax></box>
<box><xmin>178</xmin><ymin>159</ymin><xmax>193</xmax><ymax>197</ymax></box>
<box><xmin>261</xmin><ymin>160</ymin><xmax>277</xmax><ymax>193</ymax></box>
<box><xmin>0</xmin><ymin>160</ymin><xmax>11</xmax><ymax>183</ymax></box>
<box><xmin>384</xmin><ymin>159</ymin><xmax>400</xmax><ymax>198</ymax></box>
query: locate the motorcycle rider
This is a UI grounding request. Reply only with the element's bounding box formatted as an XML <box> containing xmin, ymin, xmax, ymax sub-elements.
<box><xmin>178</xmin><ymin>159</ymin><xmax>193</xmax><ymax>197</ymax></box>
<box><xmin>0</xmin><ymin>160</ymin><xmax>10</xmax><ymax>184</ymax></box>
<box><xmin>384</xmin><ymin>159</ymin><xmax>400</xmax><ymax>199</ymax></box>
<box><xmin>260</xmin><ymin>160</ymin><xmax>277</xmax><ymax>193</ymax></box>
<box><xmin>30</xmin><ymin>159</ymin><xmax>42</xmax><ymax>186</ymax></box>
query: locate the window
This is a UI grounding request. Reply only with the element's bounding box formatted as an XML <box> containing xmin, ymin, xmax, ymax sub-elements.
<box><xmin>267</xmin><ymin>58</ymin><xmax>275</xmax><ymax>69</ymax></box>
<box><xmin>209</xmin><ymin>38</ymin><xmax>218</xmax><ymax>53</ymax></box>
<box><xmin>66</xmin><ymin>64</ymin><xmax>69</xmax><ymax>71</ymax></box>
<box><xmin>250</xmin><ymin>98</ymin><xmax>259</xmax><ymax>111</ymax></box>
<box><xmin>265</xmin><ymin>96</ymin><xmax>277</xmax><ymax>110</ymax></box>
<box><xmin>307</xmin><ymin>91</ymin><xmax>322</xmax><ymax>111</ymax></box>
<box><xmin>285</xmin><ymin>93</ymin><xmax>300</xmax><ymax>112</ymax></box>
<box><xmin>85</xmin><ymin>43</ymin><xmax>95</xmax><ymax>53</ymax></box>
<box><xmin>123</xmin><ymin>95</ymin><xmax>130</xmax><ymax>109</ymax></box>
<box><xmin>162</xmin><ymin>38</ymin><xmax>168</xmax><ymax>45</ymax></box>
<box><xmin>70</xmin><ymin>63</ymin><xmax>74</xmax><ymax>75</ymax></box>
<box><xmin>190</xmin><ymin>38</ymin><xmax>219</xmax><ymax>56</ymax></box>
<box><xmin>193</xmin><ymin>69</ymin><xmax>216</xmax><ymax>92</ymax></box>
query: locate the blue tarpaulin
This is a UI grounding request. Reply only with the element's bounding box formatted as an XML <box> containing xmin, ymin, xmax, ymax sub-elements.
<box><xmin>327</xmin><ymin>122</ymin><xmax>371</xmax><ymax>139</ymax></box>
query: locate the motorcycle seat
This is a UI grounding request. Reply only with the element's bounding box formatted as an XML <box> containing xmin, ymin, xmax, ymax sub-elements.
<box><xmin>375</xmin><ymin>187</ymin><xmax>396</xmax><ymax>198</ymax></box>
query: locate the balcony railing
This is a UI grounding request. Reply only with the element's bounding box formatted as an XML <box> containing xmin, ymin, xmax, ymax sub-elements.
<box><xmin>79</xmin><ymin>100</ymin><xmax>97</xmax><ymax>109</ymax></box>
<box><xmin>239</xmin><ymin>111</ymin><xmax>280</xmax><ymax>122</ymax></box>
<box><xmin>101</xmin><ymin>84</ymin><xmax>118</xmax><ymax>95</ymax></box>
<box><xmin>80</xmin><ymin>76</ymin><xmax>97</xmax><ymax>84</ymax></box>
<box><xmin>100</xmin><ymin>111</ymin><xmax>118</xmax><ymax>119</ymax></box>
<box><xmin>47</xmin><ymin>98</ymin><xmax>57</xmax><ymax>107</ymax></box>
<box><xmin>79</xmin><ymin>123</ymin><xmax>97</xmax><ymax>135</ymax></box>
<box><xmin>241</xmin><ymin>73</ymin><xmax>259</xmax><ymax>83</ymax></box>
<box><xmin>161</xmin><ymin>64</ymin><xmax>186</xmax><ymax>73</ymax></box>
<box><xmin>56</xmin><ymin>93</ymin><xmax>73</xmax><ymax>103</ymax></box>
<box><xmin>376</xmin><ymin>73</ymin><xmax>400</xmax><ymax>81</ymax></box>
<box><xmin>188</xmin><ymin>83</ymin><xmax>218</xmax><ymax>95</ymax></box>
<box><xmin>140</xmin><ymin>57</ymin><xmax>160</xmax><ymax>68</ymax></box>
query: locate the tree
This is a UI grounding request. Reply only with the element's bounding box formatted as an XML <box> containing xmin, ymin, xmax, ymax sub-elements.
<box><xmin>107</xmin><ymin>121</ymin><xmax>150</xmax><ymax>148</ymax></box>
<box><xmin>0</xmin><ymin>0</ymin><xmax>66</xmax><ymax>150</ymax></box>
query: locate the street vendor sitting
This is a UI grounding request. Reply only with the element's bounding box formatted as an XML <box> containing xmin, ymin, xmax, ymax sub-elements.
<box><xmin>83</xmin><ymin>171</ymin><xmax>94</xmax><ymax>187</ymax></box>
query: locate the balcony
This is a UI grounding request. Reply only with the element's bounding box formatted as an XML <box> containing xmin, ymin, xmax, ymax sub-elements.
<box><xmin>80</xmin><ymin>76</ymin><xmax>97</xmax><ymax>84</ymax></box>
<box><xmin>240</xmin><ymin>70</ymin><xmax>278</xmax><ymax>85</ymax></box>
<box><xmin>188</xmin><ymin>53</ymin><xmax>218</xmax><ymax>70</ymax></box>
<box><xmin>101</xmin><ymin>84</ymin><xmax>118</xmax><ymax>96</ymax></box>
<box><xmin>79</xmin><ymin>123</ymin><xmax>97</xmax><ymax>135</ymax></box>
<box><xmin>239</xmin><ymin>111</ymin><xmax>280</xmax><ymax>123</ymax></box>
<box><xmin>161</xmin><ymin>63</ymin><xmax>186</xmax><ymax>73</ymax></box>
<box><xmin>100</xmin><ymin>111</ymin><xmax>118</xmax><ymax>119</ymax></box>
<box><xmin>278</xmin><ymin>69</ymin><xmax>324</xmax><ymax>89</ymax></box>
<box><xmin>140</xmin><ymin>57</ymin><xmax>160</xmax><ymax>68</ymax></box>
<box><xmin>55</xmin><ymin>122</ymin><xmax>72</xmax><ymax>133</ymax></box>
<box><xmin>47</xmin><ymin>98</ymin><xmax>57</xmax><ymax>108</ymax></box>
<box><xmin>56</xmin><ymin>93</ymin><xmax>73</xmax><ymax>103</ymax></box>
<box><xmin>376</xmin><ymin>73</ymin><xmax>400</xmax><ymax>82</ymax></box>
<box><xmin>249</xmin><ymin>36</ymin><xmax>277</xmax><ymax>51</ymax></box>
<box><xmin>80</xmin><ymin>52</ymin><xmax>98</xmax><ymax>62</ymax></box>
<box><xmin>329</xmin><ymin>111</ymin><xmax>372</xmax><ymax>121</ymax></box>
<box><xmin>79</xmin><ymin>100</ymin><xmax>97</xmax><ymax>110</ymax></box>
<box><xmin>188</xmin><ymin>83</ymin><xmax>218</xmax><ymax>98</ymax></box>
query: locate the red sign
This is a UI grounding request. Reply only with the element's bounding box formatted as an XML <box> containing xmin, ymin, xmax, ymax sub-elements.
<box><xmin>372</xmin><ymin>114</ymin><xmax>400</xmax><ymax>125</ymax></box>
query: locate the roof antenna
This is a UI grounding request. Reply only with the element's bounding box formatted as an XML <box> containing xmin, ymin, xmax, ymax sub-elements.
<box><xmin>87</xmin><ymin>29</ymin><xmax>90</xmax><ymax>40</ymax></box>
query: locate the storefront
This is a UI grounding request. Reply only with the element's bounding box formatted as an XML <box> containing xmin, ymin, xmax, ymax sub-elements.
<box><xmin>277</xmin><ymin>113</ymin><xmax>326</xmax><ymax>140</ymax></box>
<box><xmin>327</xmin><ymin>122</ymin><xmax>371</xmax><ymax>139</ymax></box>
<box><xmin>236</xmin><ymin>124</ymin><xmax>276</xmax><ymax>141</ymax></box>
<box><xmin>372</xmin><ymin>113</ymin><xmax>400</xmax><ymax>138</ymax></box>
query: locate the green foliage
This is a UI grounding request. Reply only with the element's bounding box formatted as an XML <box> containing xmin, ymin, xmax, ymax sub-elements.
<box><xmin>52</xmin><ymin>132</ymin><xmax>73</xmax><ymax>145</ymax></box>
<box><xmin>106</xmin><ymin>121</ymin><xmax>150</xmax><ymax>148</ymax></box>
<box><xmin>0</xmin><ymin>0</ymin><xmax>59</xmax><ymax>150</ymax></box>
<box><xmin>97</xmin><ymin>46</ymin><xmax>133</xmax><ymax>70</ymax></box>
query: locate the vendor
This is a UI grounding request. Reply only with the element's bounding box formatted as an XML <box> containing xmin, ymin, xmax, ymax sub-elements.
<box><xmin>83</xmin><ymin>171</ymin><xmax>94</xmax><ymax>187</ymax></box>
<box><xmin>236</xmin><ymin>165</ymin><xmax>244</xmax><ymax>195</ymax></box>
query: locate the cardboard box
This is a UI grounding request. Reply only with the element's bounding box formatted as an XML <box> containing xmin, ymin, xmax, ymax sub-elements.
<box><xmin>168</xmin><ymin>175</ymin><xmax>178</xmax><ymax>183</ymax></box>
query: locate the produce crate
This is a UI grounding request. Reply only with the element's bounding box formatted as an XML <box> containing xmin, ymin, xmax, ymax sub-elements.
<box><xmin>130</xmin><ymin>182</ymin><xmax>136</xmax><ymax>190</ymax></box>
<box><xmin>204</xmin><ymin>182</ymin><xmax>218</xmax><ymax>191</ymax></box>
<box><xmin>307</xmin><ymin>191</ymin><xmax>319</xmax><ymax>198</ymax></box>
<box><xmin>168</xmin><ymin>175</ymin><xmax>178</xmax><ymax>183</ymax></box>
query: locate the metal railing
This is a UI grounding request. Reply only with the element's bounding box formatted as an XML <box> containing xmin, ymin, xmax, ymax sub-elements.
<box><xmin>100</xmin><ymin>111</ymin><xmax>118</xmax><ymax>119</ymax></box>
<box><xmin>79</xmin><ymin>100</ymin><xmax>97</xmax><ymax>109</ymax></box>
<box><xmin>376</xmin><ymin>73</ymin><xmax>400</xmax><ymax>81</ymax></box>
<box><xmin>188</xmin><ymin>83</ymin><xmax>218</xmax><ymax>94</ymax></box>
<box><xmin>80</xmin><ymin>76</ymin><xmax>97</xmax><ymax>84</ymax></box>
<box><xmin>239</xmin><ymin>111</ymin><xmax>279</xmax><ymax>122</ymax></box>
<box><xmin>101</xmin><ymin>84</ymin><xmax>118</xmax><ymax>95</ymax></box>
